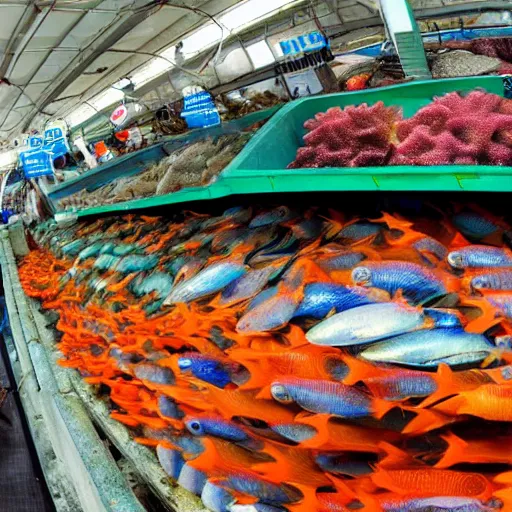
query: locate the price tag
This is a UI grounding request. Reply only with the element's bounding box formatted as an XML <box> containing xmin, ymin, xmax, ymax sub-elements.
<box><xmin>44</xmin><ymin>126</ymin><xmax>69</xmax><ymax>159</ymax></box>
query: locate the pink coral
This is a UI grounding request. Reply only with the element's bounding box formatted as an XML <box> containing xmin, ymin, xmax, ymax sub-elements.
<box><xmin>288</xmin><ymin>102</ymin><xmax>401</xmax><ymax>168</ymax></box>
<box><xmin>390</xmin><ymin>91</ymin><xmax>512</xmax><ymax>166</ymax></box>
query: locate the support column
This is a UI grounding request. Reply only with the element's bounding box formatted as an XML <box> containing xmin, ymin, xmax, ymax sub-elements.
<box><xmin>379</xmin><ymin>0</ymin><xmax>432</xmax><ymax>79</ymax></box>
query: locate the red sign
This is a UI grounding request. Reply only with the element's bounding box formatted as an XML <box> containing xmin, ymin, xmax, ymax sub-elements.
<box><xmin>110</xmin><ymin>105</ymin><xmax>128</xmax><ymax>126</ymax></box>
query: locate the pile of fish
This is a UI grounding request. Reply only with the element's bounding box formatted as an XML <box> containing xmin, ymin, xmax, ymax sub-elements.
<box><xmin>58</xmin><ymin>133</ymin><xmax>251</xmax><ymax>211</ymax></box>
<box><xmin>19</xmin><ymin>201</ymin><xmax>512</xmax><ymax>512</ymax></box>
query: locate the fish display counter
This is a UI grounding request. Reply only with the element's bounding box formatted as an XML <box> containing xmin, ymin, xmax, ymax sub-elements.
<box><xmin>49</xmin><ymin>107</ymin><xmax>282</xmax><ymax>218</ymax></box>
<box><xmin>7</xmin><ymin>193</ymin><xmax>512</xmax><ymax>511</ymax></box>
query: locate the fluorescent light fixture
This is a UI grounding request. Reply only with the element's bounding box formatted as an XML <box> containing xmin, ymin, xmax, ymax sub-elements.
<box><xmin>246</xmin><ymin>40</ymin><xmax>275</xmax><ymax>69</ymax></box>
<box><xmin>131</xmin><ymin>47</ymin><xmax>176</xmax><ymax>89</ymax></box>
<box><xmin>181</xmin><ymin>23</ymin><xmax>223</xmax><ymax>59</ymax></box>
<box><xmin>65</xmin><ymin>104</ymin><xmax>96</xmax><ymax>128</ymax></box>
<box><xmin>91</xmin><ymin>88</ymin><xmax>124</xmax><ymax>111</ymax></box>
<box><xmin>220</xmin><ymin>0</ymin><xmax>296</xmax><ymax>31</ymax></box>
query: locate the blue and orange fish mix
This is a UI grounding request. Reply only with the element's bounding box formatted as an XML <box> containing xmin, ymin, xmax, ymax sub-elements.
<box><xmin>19</xmin><ymin>202</ymin><xmax>512</xmax><ymax>512</ymax></box>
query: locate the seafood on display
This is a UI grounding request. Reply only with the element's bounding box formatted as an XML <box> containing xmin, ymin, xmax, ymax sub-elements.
<box><xmin>19</xmin><ymin>200</ymin><xmax>512</xmax><ymax>512</ymax></box>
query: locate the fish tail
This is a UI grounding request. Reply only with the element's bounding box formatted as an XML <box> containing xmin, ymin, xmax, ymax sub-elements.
<box><xmin>372</xmin><ymin>398</ymin><xmax>398</xmax><ymax>420</ymax></box>
<box><xmin>462</xmin><ymin>297</ymin><xmax>502</xmax><ymax>334</ymax></box>
<box><xmin>342</xmin><ymin>355</ymin><xmax>384</xmax><ymax>386</ymax></box>
<box><xmin>435</xmin><ymin>432</ymin><xmax>468</xmax><ymax>468</ymax></box>
<box><xmin>376</xmin><ymin>212</ymin><xmax>413</xmax><ymax>232</ymax></box>
<box><xmin>420</xmin><ymin>363</ymin><xmax>457</xmax><ymax>408</ymax></box>
<box><xmin>294</xmin><ymin>414</ymin><xmax>328</xmax><ymax>448</ymax></box>
<box><xmin>377</xmin><ymin>441</ymin><xmax>420</xmax><ymax>469</ymax></box>
<box><xmin>255</xmin><ymin>385</ymin><xmax>273</xmax><ymax>400</ymax></box>
<box><xmin>450</xmin><ymin>231</ymin><xmax>472</xmax><ymax>248</ymax></box>
<box><xmin>402</xmin><ymin>408</ymin><xmax>455</xmax><ymax>434</ymax></box>
<box><xmin>228</xmin><ymin>351</ymin><xmax>269</xmax><ymax>391</ymax></box>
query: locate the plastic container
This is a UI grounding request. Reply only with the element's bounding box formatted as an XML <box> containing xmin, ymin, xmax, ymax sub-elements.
<box><xmin>94</xmin><ymin>141</ymin><xmax>114</xmax><ymax>163</ymax></box>
<box><xmin>223</xmin><ymin>75</ymin><xmax>512</xmax><ymax>192</ymax></box>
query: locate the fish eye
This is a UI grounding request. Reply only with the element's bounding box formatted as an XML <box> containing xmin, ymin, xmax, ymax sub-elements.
<box><xmin>471</xmin><ymin>276</ymin><xmax>487</xmax><ymax>289</ymax></box>
<box><xmin>277</xmin><ymin>207</ymin><xmax>288</xmax><ymax>217</ymax></box>
<box><xmin>447</xmin><ymin>252</ymin><xmax>463</xmax><ymax>268</ymax></box>
<box><xmin>178</xmin><ymin>358</ymin><xmax>192</xmax><ymax>370</ymax></box>
<box><xmin>271</xmin><ymin>383</ymin><xmax>293</xmax><ymax>404</ymax></box>
<box><xmin>352</xmin><ymin>266</ymin><xmax>371</xmax><ymax>285</ymax></box>
<box><xmin>188</xmin><ymin>420</ymin><xmax>202</xmax><ymax>433</ymax></box>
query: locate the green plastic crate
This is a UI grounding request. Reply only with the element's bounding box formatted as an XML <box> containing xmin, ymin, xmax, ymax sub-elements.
<box><xmin>222</xmin><ymin>75</ymin><xmax>512</xmax><ymax>192</ymax></box>
<box><xmin>65</xmin><ymin>77</ymin><xmax>512</xmax><ymax>219</ymax></box>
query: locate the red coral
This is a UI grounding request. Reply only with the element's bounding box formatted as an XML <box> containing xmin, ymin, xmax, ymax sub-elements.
<box><xmin>470</xmin><ymin>37</ymin><xmax>512</xmax><ymax>63</ymax></box>
<box><xmin>288</xmin><ymin>102</ymin><xmax>401</xmax><ymax>168</ymax></box>
<box><xmin>390</xmin><ymin>91</ymin><xmax>512</xmax><ymax>166</ymax></box>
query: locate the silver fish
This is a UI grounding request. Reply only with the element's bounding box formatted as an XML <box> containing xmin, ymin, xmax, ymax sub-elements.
<box><xmin>306</xmin><ymin>303</ymin><xmax>425</xmax><ymax>347</ymax></box>
<box><xmin>359</xmin><ymin>329</ymin><xmax>494</xmax><ymax>367</ymax></box>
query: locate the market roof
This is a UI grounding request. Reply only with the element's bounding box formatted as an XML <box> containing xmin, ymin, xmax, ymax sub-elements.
<box><xmin>0</xmin><ymin>0</ymin><xmax>508</xmax><ymax>143</ymax></box>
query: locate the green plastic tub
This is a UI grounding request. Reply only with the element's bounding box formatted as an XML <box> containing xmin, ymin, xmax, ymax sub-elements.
<box><xmin>222</xmin><ymin>75</ymin><xmax>512</xmax><ymax>192</ymax></box>
<box><xmin>57</xmin><ymin>77</ymin><xmax>512</xmax><ymax>219</ymax></box>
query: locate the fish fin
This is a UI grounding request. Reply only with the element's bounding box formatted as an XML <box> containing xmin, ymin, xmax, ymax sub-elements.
<box><xmin>326</xmin><ymin>307</ymin><xmax>337</xmax><ymax>319</ymax></box>
<box><xmin>375</xmin><ymin>212</ymin><xmax>414</xmax><ymax>232</ymax></box>
<box><xmin>435</xmin><ymin>432</ymin><xmax>468</xmax><ymax>468</ymax></box>
<box><xmin>420</xmin><ymin>363</ymin><xmax>456</xmax><ymax>408</ymax></box>
<box><xmin>450</xmin><ymin>231</ymin><xmax>471</xmax><ymax>249</ymax></box>
<box><xmin>294</xmin><ymin>414</ymin><xmax>329</xmax><ymax>448</ymax></box>
<box><xmin>110</xmin><ymin>412</ymin><xmax>140</xmax><ymax>428</ymax></box>
<box><xmin>493</xmin><ymin>487</ymin><xmax>512</xmax><ymax>512</ymax></box>
<box><xmin>342</xmin><ymin>355</ymin><xmax>384</xmax><ymax>386</ymax></box>
<box><xmin>402</xmin><ymin>409</ymin><xmax>455</xmax><ymax>434</ymax></box>
<box><xmin>494</xmin><ymin>471</ymin><xmax>512</xmax><ymax>484</ymax></box>
<box><xmin>372</xmin><ymin>398</ymin><xmax>397</xmax><ymax>420</ymax></box>
<box><xmin>228</xmin><ymin>350</ymin><xmax>271</xmax><ymax>391</ymax></box>
<box><xmin>357</xmin><ymin>245</ymin><xmax>382</xmax><ymax>261</ymax></box>
<box><xmin>369</xmin><ymin>468</ymin><xmax>403</xmax><ymax>494</ymax></box>
<box><xmin>255</xmin><ymin>385</ymin><xmax>273</xmax><ymax>400</ymax></box>
<box><xmin>377</xmin><ymin>441</ymin><xmax>423</xmax><ymax>469</ymax></box>
<box><xmin>462</xmin><ymin>297</ymin><xmax>502</xmax><ymax>334</ymax></box>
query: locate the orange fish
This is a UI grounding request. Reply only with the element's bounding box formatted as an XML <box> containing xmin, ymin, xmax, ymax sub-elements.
<box><xmin>371</xmin><ymin>467</ymin><xmax>493</xmax><ymax>500</ymax></box>
<box><xmin>433</xmin><ymin>383</ymin><xmax>512</xmax><ymax>422</ymax></box>
<box><xmin>436</xmin><ymin>432</ymin><xmax>512</xmax><ymax>468</ymax></box>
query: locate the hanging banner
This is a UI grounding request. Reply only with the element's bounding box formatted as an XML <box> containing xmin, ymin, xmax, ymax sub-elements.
<box><xmin>44</xmin><ymin>126</ymin><xmax>69</xmax><ymax>159</ymax></box>
<box><xmin>279</xmin><ymin>31</ymin><xmax>328</xmax><ymax>57</ymax></box>
<box><xmin>20</xmin><ymin>149</ymin><xmax>54</xmax><ymax>179</ymax></box>
<box><xmin>29</xmin><ymin>136</ymin><xmax>43</xmax><ymax>149</ymax></box>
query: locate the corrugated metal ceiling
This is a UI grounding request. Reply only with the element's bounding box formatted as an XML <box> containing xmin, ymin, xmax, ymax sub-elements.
<box><xmin>0</xmin><ymin>0</ymin><xmax>508</xmax><ymax>142</ymax></box>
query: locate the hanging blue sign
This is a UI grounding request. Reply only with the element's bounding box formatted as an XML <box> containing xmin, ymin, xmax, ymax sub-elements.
<box><xmin>29</xmin><ymin>136</ymin><xmax>43</xmax><ymax>149</ymax></box>
<box><xmin>20</xmin><ymin>149</ymin><xmax>54</xmax><ymax>178</ymax></box>
<box><xmin>279</xmin><ymin>31</ymin><xmax>328</xmax><ymax>56</ymax></box>
<box><xmin>44</xmin><ymin>127</ymin><xmax>69</xmax><ymax>159</ymax></box>
<box><xmin>181</xmin><ymin>91</ymin><xmax>220</xmax><ymax>129</ymax></box>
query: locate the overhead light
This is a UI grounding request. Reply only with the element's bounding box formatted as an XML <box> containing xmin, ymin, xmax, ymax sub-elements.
<box><xmin>246</xmin><ymin>40</ymin><xmax>276</xmax><ymax>69</ymax></box>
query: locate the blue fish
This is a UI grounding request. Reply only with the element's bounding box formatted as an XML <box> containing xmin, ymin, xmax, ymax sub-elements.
<box><xmin>178</xmin><ymin>464</ymin><xmax>207</xmax><ymax>495</ymax></box>
<box><xmin>219</xmin><ymin>265</ymin><xmax>281</xmax><ymax>307</ymax></box>
<box><xmin>383</xmin><ymin>496</ymin><xmax>496</xmax><ymax>512</ymax></box>
<box><xmin>352</xmin><ymin>261</ymin><xmax>447</xmax><ymax>305</ymax></box>
<box><xmin>131</xmin><ymin>272</ymin><xmax>173</xmax><ymax>298</ymax></box>
<box><xmin>201</xmin><ymin>481</ymin><xmax>236</xmax><ymax>512</ymax></box>
<box><xmin>359</xmin><ymin>329</ymin><xmax>494</xmax><ymax>367</ymax></box>
<box><xmin>156</xmin><ymin>445</ymin><xmax>184</xmax><ymax>479</ymax></box>
<box><xmin>271</xmin><ymin>378</ymin><xmax>372</xmax><ymax>418</ymax></box>
<box><xmin>412</xmin><ymin>236</ymin><xmax>448</xmax><ymax>261</ymax></box>
<box><xmin>133</xmin><ymin>363</ymin><xmax>175</xmax><ymax>385</ymax></box>
<box><xmin>143</xmin><ymin>427</ymin><xmax>205</xmax><ymax>456</ymax></box>
<box><xmin>116</xmin><ymin>254</ymin><xmax>159</xmax><ymax>274</ymax></box>
<box><xmin>249</xmin><ymin>206</ymin><xmax>297</xmax><ymax>228</ymax></box>
<box><xmin>315</xmin><ymin>453</ymin><xmax>373</xmax><ymax>477</ymax></box>
<box><xmin>269</xmin><ymin>423</ymin><xmax>317</xmax><ymax>443</ymax></box>
<box><xmin>93</xmin><ymin>254</ymin><xmax>121</xmax><ymax>272</ymax></box>
<box><xmin>316</xmin><ymin>249</ymin><xmax>367</xmax><ymax>272</ymax></box>
<box><xmin>164</xmin><ymin>261</ymin><xmax>247</xmax><ymax>304</ymax></box>
<box><xmin>230</xmin><ymin>504</ymin><xmax>289</xmax><ymax>512</ymax></box>
<box><xmin>452</xmin><ymin>211</ymin><xmax>500</xmax><ymax>241</ymax></box>
<box><xmin>291</xmin><ymin>218</ymin><xmax>325</xmax><ymax>240</ymax></box>
<box><xmin>223</xmin><ymin>206</ymin><xmax>252</xmax><ymax>224</ymax></box>
<box><xmin>471</xmin><ymin>270</ymin><xmax>512</xmax><ymax>291</ymax></box>
<box><xmin>77</xmin><ymin>241</ymin><xmax>105</xmax><ymax>261</ymax></box>
<box><xmin>158</xmin><ymin>396</ymin><xmax>184</xmax><ymax>419</ymax></box>
<box><xmin>448</xmin><ymin>246</ymin><xmax>512</xmax><ymax>269</ymax></box>
<box><xmin>488</xmin><ymin>295</ymin><xmax>512</xmax><ymax>319</ymax></box>
<box><xmin>178</xmin><ymin>353</ymin><xmax>246</xmax><ymax>388</ymax></box>
<box><xmin>60</xmin><ymin>239</ymin><xmax>86</xmax><ymax>256</ymax></box>
<box><xmin>185</xmin><ymin>417</ymin><xmax>261</xmax><ymax>450</ymax></box>
<box><xmin>224</xmin><ymin>474</ymin><xmax>302</xmax><ymax>504</ymax></box>
<box><xmin>423</xmin><ymin>308</ymin><xmax>462</xmax><ymax>329</ymax></box>
<box><xmin>293</xmin><ymin>283</ymin><xmax>375</xmax><ymax>319</ymax></box>
<box><xmin>247</xmin><ymin>286</ymin><xmax>279</xmax><ymax>311</ymax></box>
